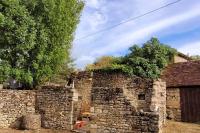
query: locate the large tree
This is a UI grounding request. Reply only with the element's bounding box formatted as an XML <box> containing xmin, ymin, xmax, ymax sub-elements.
<box><xmin>0</xmin><ymin>0</ymin><xmax>84</xmax><ymax>87</ymax></box>
<box><xmin>97</xmin><ymin>38</ymin><xmax>177</xmax><ymax>79</ymax></box>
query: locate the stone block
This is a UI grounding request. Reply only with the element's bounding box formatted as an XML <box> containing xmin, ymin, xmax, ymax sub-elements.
<box><xmin>22</xmin><ymin>114</ymin><xmax>41</xmax><ymax>130</ymax></box>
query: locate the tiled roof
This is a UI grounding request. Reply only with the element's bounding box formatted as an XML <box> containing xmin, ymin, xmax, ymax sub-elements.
<box><xmin>161</xmin><ymin>61</ymin><xmax>200</xmax><ymax>87</ymax></box>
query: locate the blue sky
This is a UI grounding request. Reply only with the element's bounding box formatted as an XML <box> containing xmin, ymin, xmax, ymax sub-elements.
<box><xmin>72</xmin><ymin>0</ymin><xmax>200</xmax><ymax>69</ymax></box>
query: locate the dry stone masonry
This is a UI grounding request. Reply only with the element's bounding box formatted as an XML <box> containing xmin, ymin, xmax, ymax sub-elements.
<box><xmin>36</xmin><ymin>86</ymin><xmax>76</xmax><ymax>130</ymax></box>
<box><xmin>90</xmin><ymin>71</ymin><xmax>166</xmax><ymax>133</ymax></box>
<box><xmin>0</xmin><ymin>86</ymin><xmax>77</xmax><ymax>130</ymax></box>
<box><xmin>0</xmin><ymin>71</ymin><xmax>166</xmax><ymax>132</ymax></box>
<box><xmin>0</xmin><ymin>90</ymin><xmax>35</xmax><ymax>129</ymax></box>
<box><xmin>73</xmin><ymin>71</ymin><xmax>93</xmax><ymax>113</ymax></box>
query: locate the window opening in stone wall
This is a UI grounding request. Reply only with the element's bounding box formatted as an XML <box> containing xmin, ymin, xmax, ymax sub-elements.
<box><xmin>138</xmin><ymin>94</ymin><xmax>145</xmax><ymax>100</ymax></box>
<box><xmin>78</xmin><ymin>96</ymin><xmax>82</xmax><ymax>100</ymax></box>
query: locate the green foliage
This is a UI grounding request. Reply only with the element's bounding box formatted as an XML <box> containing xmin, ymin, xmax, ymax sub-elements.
<box><xmin>0</xmin><ymin>0</ymin><xmax>84</xmax><ymax>87</ymax></box>
<box><xmin>191</xmin><ymin>55</ymin><xmax>200</xmax><ymax>60</ymax></box>
<box><xmin>49</xmin><ymin>59</ymin><xmax>76</xmax><ymax>85</ymax></box>
<box><xmin>85</xmin><ymin>56</ymin><xmax>117</xmax><ymax>70</ymax></box>
<box><xmin>0</xmin><ymin>12</ymin><xmax>4</xmax><ymax>25</ymax></box>
<box><xmin>98</xmin><ymin>38</ymin><xmax>177</xmax><ymax>79</ymax></box>
<box><xmin>0</xmin><ymin>61</ymin><xmax>11</xmax><ymax>83</ymax></box>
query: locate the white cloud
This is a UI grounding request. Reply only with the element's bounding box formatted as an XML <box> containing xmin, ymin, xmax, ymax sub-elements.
<box><xmin>91</xmin><ymin>5</ymin><xmax>200</xmax><ymax>56</ymax></box>
<box><xmin>74</xmin><ymin>55</ymin><xmax>95</xmax><ymax>69</ymax></box>
<box><xmin>178</xmin><ymin>41</ymin><xmax>200</xmax><ymax>55</ymax></box>
<box><xmin>86</xmin><ymin>0</ymin><xmax>99</xmax><ymax>8</ymax></box>
<box><xmin>86</xmin><ymin>0</ymin><xmax>105</xmax><ymax>9</ymax></box>
<box><xmin>75</xmin><ymin>0</ymin><xmax>107</xmax><ymax>39</ymax></box>
<box><xmin>73</xmin><ymin>0</ymin><xmax>200</xmax><ymax>69</ymax></box>
<box><xmin>88</xmin><ymin>11</ymin><xmax>107</xmax><ymax>31</ymax></box>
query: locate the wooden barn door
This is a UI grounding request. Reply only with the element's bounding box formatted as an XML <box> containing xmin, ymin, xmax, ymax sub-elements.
<box><xmin>180</xmin><ymin>87</ymin><xmax>200</xmax><ymax>122</ymax></box>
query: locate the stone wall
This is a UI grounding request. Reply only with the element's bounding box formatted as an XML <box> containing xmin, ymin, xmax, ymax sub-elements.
<box><xmin>152</xmin><ymin>80</ymin><xmax>166</xmax><ymax>125</ymax></box>
<box><xmin>91</xmin><ymin>87</ymin><xmax>161</xmax><ymax>133</ymax></box>
<box><xmin>0</xmin><ymin>90</ymin><xmax>35</xmax><ymax>128</ymax></box>
<box><xmin>0</xmin><ymin>71</ymin><xmax>166</xmax><ymax>132</ymax></box>
<box><xmin>73</xmin><ymin>71</ymin><xmax>93</xmax><ymax>113</ymax></box>
<box><xmin>36</xmin><ymin>86</ymin><xmax>75</xmax><ymax>130</ymax></box>
<box><xmin>166</xmin><ymin>88</ymin><xmax>181</xmax><ymax>121</ymax></box>
<box><xmin>0</xmin><ymin>86</ymin><xmax>80</xmax><ymax>130</ymax></box>
<box><xmin>90</xmin><ymin>71</ymin><xmax>166</xmax><ymax>133</ymax></box>
<box><xmin>92</xmin><ymin>71</ymin><xmax>154</xmax><ymax>111</ymax></box>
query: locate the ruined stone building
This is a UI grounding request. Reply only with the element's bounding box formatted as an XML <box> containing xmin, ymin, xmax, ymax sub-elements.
<box><xmin>0</xmin><ymin>70</ymin><xmax>166</xmax><ymax>133</ymax></box>
<box><xmin>72</xmin><ymin>52</ymin><xmax>199</xmax><ymax>132</ymax></box>
<box><xmin>0</xmin><ymin>52</ymin><xmax>197</xmax><ymax>133</ymax></box>
<box><xmin>73</xmin><ymin>71</ymin><xmax>166</xmax><ymax>133</ymax></box>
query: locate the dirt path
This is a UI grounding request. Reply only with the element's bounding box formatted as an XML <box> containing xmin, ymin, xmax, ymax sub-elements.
<box><xmin>163</xmin><ymin>120</ymin><xmax>200</xmax><ymax>133</ymax></box>
<box><xmin>1</xmin><ymin>120</ymin><xmax>200</xmax><ymax>133</ymax></box>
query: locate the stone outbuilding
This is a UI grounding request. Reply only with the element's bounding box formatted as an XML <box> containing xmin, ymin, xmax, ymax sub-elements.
<box><xmin>162</xmin><ymin>60</ymin><xmax>200</xmax><ymax>122</ymax></box>
<box><xmin>73</xmin><ymin>71</ymin><xmax>166</xmax><ymax>133</ymax></box>
<box><xmin>90</xmin><ymin>71</ymin><xmax>166</xmax><ymax>133</ymax></box>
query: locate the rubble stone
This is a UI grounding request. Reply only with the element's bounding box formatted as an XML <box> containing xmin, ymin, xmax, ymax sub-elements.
<box><xmin>90</xmin><ymin>71</ymin><xmax>166</xmax><ymax>133</ymax></box>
